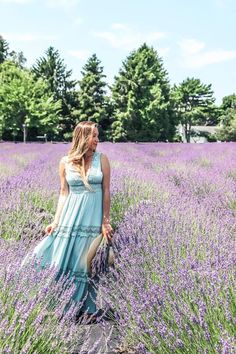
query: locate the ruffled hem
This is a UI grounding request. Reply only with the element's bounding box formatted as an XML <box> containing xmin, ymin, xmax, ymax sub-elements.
<box><xmin>56</xmin><ymin>268</ymin><xmax>89</xmax><ymax>283</ymax></box>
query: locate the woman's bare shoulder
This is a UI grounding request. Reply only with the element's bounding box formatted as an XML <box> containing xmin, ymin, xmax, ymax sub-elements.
<box><xmin>59</xmin><ymin>155</ymin><xmax>68</xmax><ymax>167</ymax></box>
<box><xmin>60</xmin><ymin>155</ymin><xmax>69</xmax><ymax>165</ymax></box>
<box><xmin>100</xmin><ymin>152</ymin><xmax>109</xmax><ymax>161</ymax></box>
<box><xmin>100</xmin><ymin>153</ymin><xmax>110</xmax><ymax>170</ymax></box>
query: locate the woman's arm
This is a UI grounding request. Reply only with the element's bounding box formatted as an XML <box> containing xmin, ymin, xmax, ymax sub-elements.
<box><xmin>101</xmin><ymin>153</ymin><xmax>113</xmax><ymax>240</ymax></box>
<box><xmin>53</xmin><ymin>158</ymin><xmax>70</xmax><ymax>224</ymax></box>
<box><xmin>45</xmin><ymin>157</ymin><xmax>69</xmax><ymax>235</ymax></box>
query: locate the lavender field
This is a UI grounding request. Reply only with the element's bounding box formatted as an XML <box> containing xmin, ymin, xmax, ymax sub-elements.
<box><xmin>0</xmin><ymin>141</ymin><xmax>235</xmax><ymax>353</ymax></box>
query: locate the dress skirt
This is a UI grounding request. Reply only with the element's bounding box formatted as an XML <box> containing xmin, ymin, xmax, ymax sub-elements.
<box><xmin>21</xmin><ymin>151</ymin><xmax>103</xmax><ymax>314</ymax></box>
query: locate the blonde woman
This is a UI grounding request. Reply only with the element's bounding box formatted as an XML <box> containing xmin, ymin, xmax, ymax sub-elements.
<box><xmin>22</xmin><ymin>121</ymin><xmax>113</xmax><ymax>323</ymax></box>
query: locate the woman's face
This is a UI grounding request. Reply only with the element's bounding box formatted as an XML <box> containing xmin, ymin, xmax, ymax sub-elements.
<box><xmin>88</xmin><ymin>126</ymin><xmax>99</xmax><ymax>151</ymax></box>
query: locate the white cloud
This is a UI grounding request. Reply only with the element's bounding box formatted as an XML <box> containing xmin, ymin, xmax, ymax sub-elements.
<box><xmin>74</xmin><ymin>16</ymin><xmax>84</xmax><ymax>26</ymax></box>
<box><xmin>179</xmin><ymin>38</ymin><xmax>205</xmax><ymax>55</ymax></box>
<box><xmin>45</xmin><ymin>0</ymin><xmax>80</xmax><ymax>9</ymax></box>
<box><xmin>146</xmin><ymin>32</ymin><xmax>168</xmax><ymax>42</ymax></box>
<box><xmin>178</xmin><ymin>38</ymin><xmax>236</xmax><ymax>68</ymax></box>
<box><xmin>0</xmin><ymin>0</ymin><xmax>80</xmax><ymax>6</ymax></box>
<box><xmin>214</xmin><ymin>0</ymin><xmax>232</xmax><ymax>7</ymax></box>
<box><xmin>158</xmin><ymin>47</ymin><xmax>170</xmax><ymax>57</ymax></box>
<box><xmin>2</xmin><ymin>33</ymin><xmax>57</xmax><ymax>42</ymax></box>
<box><xmin>92</xmin><ymin>24</ymin><xmax>167</xmax><ymax>51</ymax></box>
<box><xmin>68</xmin><ymin>49</ymin><xmax>90</xmax><ymax>60</ymax></box>
<box><xmin>187</xmin><ymin>49</ymin><xmax>236</xmax><ymax>68</ymax></box>
<box><xmin>0</xmin><ymin>0</ymin><xmax>32</xmax><ymax>3</ymax></box>
<box><xmin>111</xmin><ymin>23</ymin><xmax>128</xmax><ymax>31</ymax></box>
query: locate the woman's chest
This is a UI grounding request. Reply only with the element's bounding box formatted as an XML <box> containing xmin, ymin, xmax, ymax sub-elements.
<box><xmin>65</xmin><ymin>164</ymin><xmax>103</xmax><ymax>186</ymax></box>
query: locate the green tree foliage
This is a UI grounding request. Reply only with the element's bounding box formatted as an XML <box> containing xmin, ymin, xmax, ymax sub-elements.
<box><xmin>0</xmin><ymin>35</ymin><xmax>26</xmax><ymax>67</ymax></box>
<box><xmin>172</xmin><ymin>78</ymin><xmax>215</xmax><ymax>142</ymax></box>
<box><xmin>216</xmin><ymin>110</ymin><xmax>236</xmax><ymax>141</ymax></box>
<box><xmin>202</xmin><ymin>104</ymin><xmax>221</xmax><ymax>126</ymax></box>
<box><xmin>221</xmin><ymin>93</ymin><xmax>236</xmax><ymax>111</ymax></box>
<box><xmin>9</xmin><ymin>50</ymin><xmax>27</xmax><ymax>68</ymax></box>
<box><xmin>111</xmin><ymin>43</ymin><xmax>176</xmax><ymax>142</ymax></box>
<box><xmin>76</xmin><ymin>54</ymin><xmax>110</xmax><ymax>140</ymax></box>
<box><xmin>0</xmin><ymin>61</ymin><xmax>61</xmax><ymax>141</ymax></box>
<box><xmin>0</xmin><ymin>35</ymin><xmax>9</xmax><ymax>64</ymax></box>
<box><xmin>32</xmin><ymin>46</ymin><xmax>77</xmax><ymax>139</ymax></box>
<box><xmin>216</xmin><ymin>94</ymin><xmax>236</xmax><ymax>141</ymax></box>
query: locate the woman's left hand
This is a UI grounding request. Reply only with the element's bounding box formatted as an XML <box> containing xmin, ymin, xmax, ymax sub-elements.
<box><xmin>102</xmin><ymin>222</ymin><xmax>113</xmax><ymax>241</ymax></box>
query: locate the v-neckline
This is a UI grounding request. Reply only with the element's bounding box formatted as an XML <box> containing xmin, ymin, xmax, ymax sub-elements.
<box><xmin>85</xmin><ymin>151</ymin><xmax>96</xmax><ymax>178</ymax></box>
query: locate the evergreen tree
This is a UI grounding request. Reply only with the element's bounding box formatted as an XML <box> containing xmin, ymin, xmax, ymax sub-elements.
<box><xmin>32</xmin><ymin>47</ymin><xmax>78</xmax><ymax>139</ymax></box>
<box><xmin>111</xmin><ymin>43</ymin><xmax>176</xmax><ymax>142</ymax></box>
<box><xmin>0</xmin><ymin>35</ymin><xmax>9</xmax><ymax>64</ymax></box>
<box><xmin>0</xmin><ymin>35</ymin><xmax>26</xmax><ymax>67</ymax></box>
<box><xmin>172</xmin><ymin>78</ymin><xmax>215</xmax><ymax>142</ymax></box>
<box><xmin>76</xmin><ymin>54</ymin><xmax>110</xmax><ymax>140</ymax></box>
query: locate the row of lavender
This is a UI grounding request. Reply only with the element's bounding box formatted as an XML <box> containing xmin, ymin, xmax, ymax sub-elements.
<box><xmin>102</xmin><ymin>142</ymin><xmax>236</xmax><ymax>353</ymax></box>
<box><xmin>97</xmin><ymin>142</ymin><xmax>236</xmax><ymax>353</ymax></box>
<box><xmin>0</xmin><ymin>141</ymin><xmax>235</xmax><ymax>353</ymax></box>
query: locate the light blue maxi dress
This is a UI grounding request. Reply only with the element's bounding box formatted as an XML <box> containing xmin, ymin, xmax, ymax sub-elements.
<box><xmin>21</xmin><ymin>151</ymin><xmax>103</xmax><ymax>314</ymax></box>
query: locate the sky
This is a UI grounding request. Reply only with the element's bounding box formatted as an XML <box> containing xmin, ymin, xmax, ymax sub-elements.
<box><xmin>1</xmin><ymin>0</ymin><xmax>236</xmax><ymax>104</ymax></box>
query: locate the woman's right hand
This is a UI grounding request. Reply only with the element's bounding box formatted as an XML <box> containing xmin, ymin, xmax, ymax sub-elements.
<box><xmin>102</xmin><ymin>222</ymin><xmax>114</xmax><ymax>241</ymax></box>
<box><xmin>45</xmin><ymin>221</ymin><xmax>58</xmax><ymax>235</ymax></box>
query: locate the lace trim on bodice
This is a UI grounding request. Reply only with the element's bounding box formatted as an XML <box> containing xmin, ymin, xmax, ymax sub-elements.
<box><xmin>54</xmin><ymin>224</ymin><xmax>101</xmax><ymax>238</ymax></box>
<box><xmin>61</xmin><ymin>151</ymin><xmax>100</xmax><ymax>176</ymax></box>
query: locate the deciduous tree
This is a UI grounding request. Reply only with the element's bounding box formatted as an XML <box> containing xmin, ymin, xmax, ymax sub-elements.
<box><xmin>216</xmin><ymin>94</ymin><xmax>236</xmax><ymax>141</ymax></box>
<box><xmin>0</xmin><ymin>61</ymin><xmax>61</xmax><ymax>141</ymax></box>
<box><xmin>172</xmin><ymin>78</ymin><xmax>215</xmax><ymax>142</ymax></box>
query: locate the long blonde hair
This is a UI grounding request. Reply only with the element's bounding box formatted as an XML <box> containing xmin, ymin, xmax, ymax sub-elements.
<box><xmin>68</xmin><ymin>121</ymin><xmax>98</xmax><ymax>190</ymax></box>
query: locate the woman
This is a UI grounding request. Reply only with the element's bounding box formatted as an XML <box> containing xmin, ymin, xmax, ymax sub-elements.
<box><xmin>21</xmin><ymin>121</ymin><xmax>113</xmax><ymax>322</ymax></box>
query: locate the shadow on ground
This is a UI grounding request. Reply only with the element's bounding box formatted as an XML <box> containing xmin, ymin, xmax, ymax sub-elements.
<box><xmin>75</xmin><ymin>319</ymin><xmax>122</xmax><ymax>354</ymax></box>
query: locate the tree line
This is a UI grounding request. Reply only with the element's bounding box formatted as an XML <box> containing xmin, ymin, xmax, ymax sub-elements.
<box><xmin>0</xmin><ymin>35</ymin><xmax>235</xmax><ymax>142</ymax></box>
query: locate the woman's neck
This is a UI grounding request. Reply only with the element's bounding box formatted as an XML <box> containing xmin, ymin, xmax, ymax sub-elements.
<box><xmin>84</xmin><ymin>149</ymin><xmax>95</xmax><ymax>159</ymax></box>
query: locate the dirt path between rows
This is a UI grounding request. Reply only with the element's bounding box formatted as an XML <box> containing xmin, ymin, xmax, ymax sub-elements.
<box><xmin>75</xmin><ymin>320</ymin><xmax>122</xmax><ymax>354</ymax></box>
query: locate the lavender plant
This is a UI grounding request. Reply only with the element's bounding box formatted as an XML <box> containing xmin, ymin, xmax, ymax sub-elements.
<box><xmin>101</xmin><ymin>199</ymin><xmax>235</xmax><ymax>353</ymax></box>
<box><xmin>0</xmin><ymin>239</ymin><xmax>87</xmax><ymax>353</ymax></box>
<box><xmin>0</xmin><ymin>141</ymin><xmax>235</xmax><ymax>353</ymax></box>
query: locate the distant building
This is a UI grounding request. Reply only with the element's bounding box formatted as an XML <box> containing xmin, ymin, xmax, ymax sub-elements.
<box><xmin>190</xmin><ymin>126</ymin><xmax>218</xmax><ymax>143</ymax></box>
<box><xmin>177</xmin><ymin>124</ymin><xmax>218</xmax><ymax>143</ymax></box>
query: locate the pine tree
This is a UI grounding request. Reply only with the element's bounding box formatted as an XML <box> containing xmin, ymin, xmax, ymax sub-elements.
<box><xmin>111</xmin><ymin>43</ymin><xmax>176</xmax><ymax>142</ymax></box>
<box><xmin>76</xmin><ymin>54</ymin><xmax>110</xmax><ymax>140</ymax></box>
<box><xmin>32</xmin><ymin>47</ymin><xmax>78</xmax><ymax>139</ymax></box>
<box><xmin>0</xmin><ymin>35</ymin><xmax>26</xmax><ymax>67</ymax></box>
<box><xmin>0</xmin><ymin>35</ymin><xmax>9</xmax><ymax>64</ymax></box>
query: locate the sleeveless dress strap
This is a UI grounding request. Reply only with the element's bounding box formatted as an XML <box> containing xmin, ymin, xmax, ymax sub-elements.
<box><xmin>93</xmin><ymin>151</ymin><xmax>102</xmax><ymax>171</ymax></box>
<box><xmin>61</xmin><ymin>156</ymin><xmax>69</xmax><ymax>165</ymax></box>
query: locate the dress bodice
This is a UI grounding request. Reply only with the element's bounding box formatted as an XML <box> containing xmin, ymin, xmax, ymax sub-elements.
<box><xmin>62</xmin><ymin>151</ymin><xmax>103</xmax><ymax>193</ymax></box>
